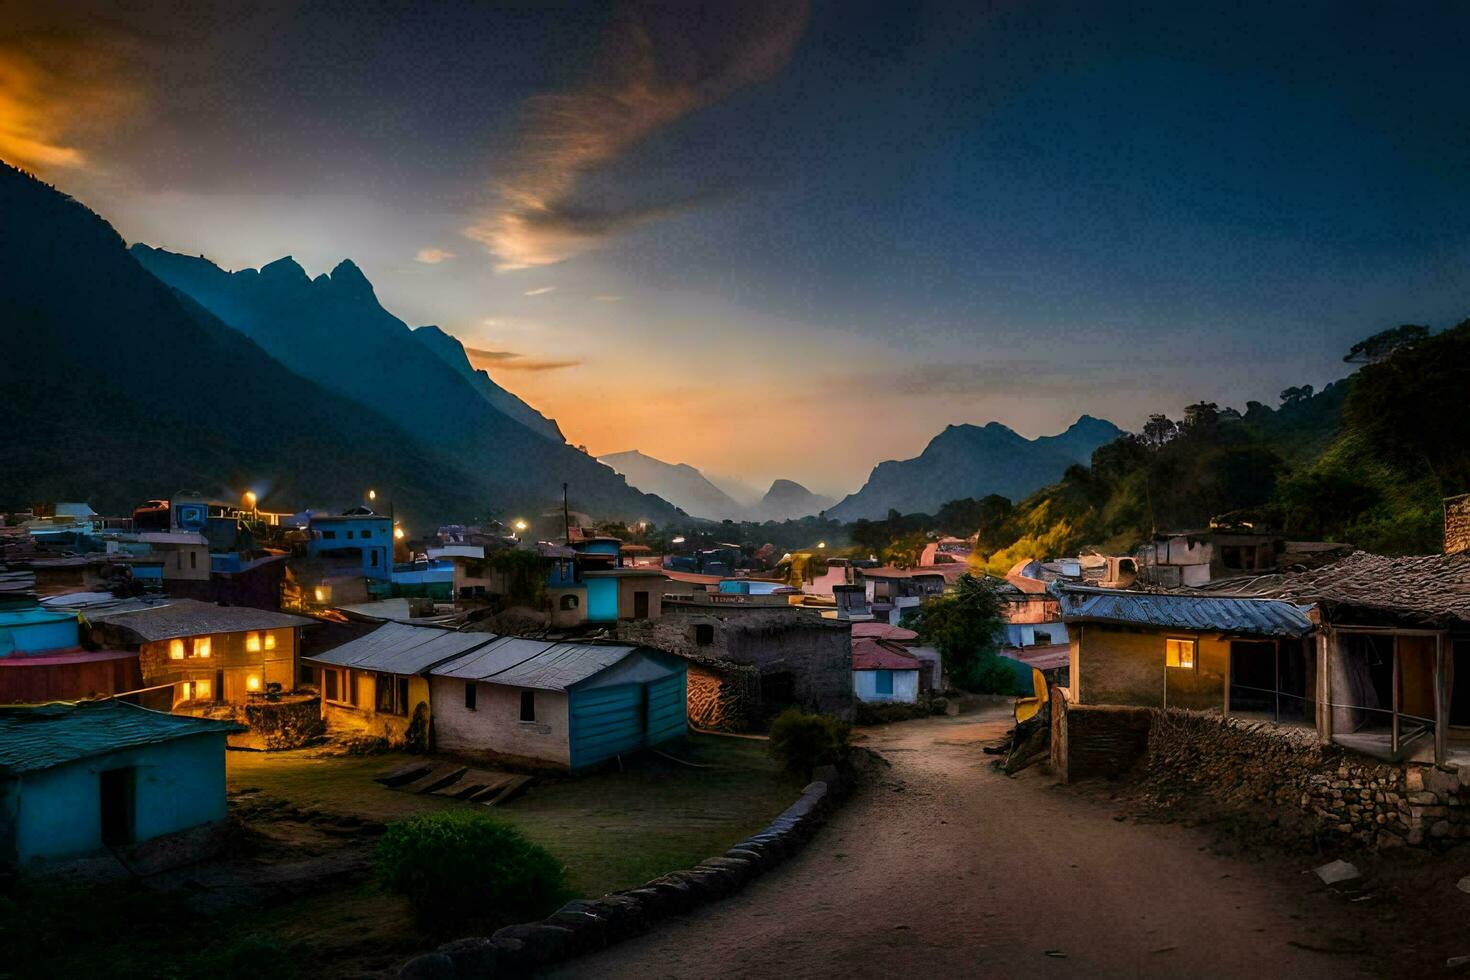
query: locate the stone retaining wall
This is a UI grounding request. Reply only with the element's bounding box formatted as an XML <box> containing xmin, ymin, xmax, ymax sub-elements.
<box><xmin>1137</xmin><ymin>710</ymin><xmax>1470</xmax><ymax>850</ymax></box>
<box><xmin>398</xmin><ymin>758</ymin><xmax>863</xmax><ymax>979</ymax></box>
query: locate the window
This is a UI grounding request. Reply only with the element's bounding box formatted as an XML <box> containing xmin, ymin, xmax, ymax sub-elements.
<box><xmin>193</xmin><ymin>637</ymin><xmax>211</xmax><ymax>659</ymax></box>
<box><xmin>560</xmin><ymin>594</ymin><xmax>579</xmax><ymax>610</ymax></box>
<box><xmin>376</xmin><ymin>673</ymin><xmax>395</xmax><ymax>713</ymax></box>
<box><xmin>176</xmin><ymin>551</ymin><xmax>183</xmax><ymax>570</ymax></box>
<box><xmin>322</xmin><ymin>530</ymin><xmax>336</xmax><ymax>540</ymax></box>
<box><xmin>246</xmin><ymin>674</ymin><xmax>261</xmax><ymax>692</ymax></box>
<box><xmin>346</xmin><ymin>530</ymin><xmax>355</xmax><ymax>540</ymax></box>
<box><xmin>169</xmin><ymin>639</ymin><xmax>185</xmax><ymax>660</ymax></box>
<box><xmin>182</xmin><ymin>678</ymin><xmax>211</xmax><ymax>701</ymax></box>
<box><xmin>874</xmin><ymin>670</ymin><xmax>894</xmax><ymax>696</ymax></box>
<box><xmin>190</xmin><ymin>550</ymin><xmax>197</xmax><ymax>570</ymax></box>
<box><xmin>520</xmin><ymin>690</ymin><xmax>536</xmax><ymax>722</ymax></box>
<box><xmin>323</xmin><ymin>667</ymin><xmax>339</xmax><ymax>702</ymax></box>
<box><xmin>694</xmin><ymin>624</ymin><xmax>714</xmax><ymax>646</ymax></box>
<box><xmin>100</xmin><ymin>768</ymin><xmax>136</xmax><ymax>847</ymax></box>
<box><xmin>264</xmin><ymin>632</ymin><xmax>277</xmax><ymax>650</ymax></box>
<box><xmin>465</xmin><ymin>683</ymin><xmax>477</xmax><ymax>711</ymax></box>
<box><xmin>246</xmin><ymin>632</ymin><xmax>262</xmax><ymax>652</ymax></box>
<box><xmin>397</xmin><ymin>676</ymin><xmax>410</xmax><ymax>717</ymax></box>
<box><xmin>1033</xmin><ymin>630</ymin><xmax>1053</xmax><ymax>646</ymax></box>
<box><xmin>360</xmin><ymin>529</ymin><xmax>371</xmax><ymax>539</ymax></box>
<box><xmin>1165</xmin><ymin>637</ymin><xmax>1197</xmax><ymax>669</ymax></box>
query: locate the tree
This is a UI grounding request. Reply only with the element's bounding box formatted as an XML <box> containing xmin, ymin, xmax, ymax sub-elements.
<box><xmin>1141</xmin><ymin>414</ymin><xmax>1177</xmax><ymax>450</ymax></box>
<box><xmin>1181</xmin><ymin>401</ymin><xmax>1220</xmax><ymax>433</ymax></box>
<box><xmin>1279</xmin><ymin>384</ymin><xmax>1314</xmax><ymax>406</ymax></box>
<box><xmin>1344</xmin><ymin>324</ymin><xmax>1430</xmax><ymax>364</ymax></box>
<box><xmin>910</xmin><ymin>574</ymin><xmax>1013</xmax><ymax>693</ymax></box>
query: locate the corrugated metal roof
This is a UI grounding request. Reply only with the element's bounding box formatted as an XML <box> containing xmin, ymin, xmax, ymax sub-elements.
<box><xmin>90</xmin><ymin>598</ymin><xmax>314</xmax><ymax>641</ymax></box>
<box><xmin>303</xmin><ymin>622</ymin><xmax>494</xmax><ymax>675</ymax></box>
<box><xmin>432</xmin><ymin>637</ymin><xmax>645</xmax><ymax>693</ymax></box>
<box><xmin>1058</xmin><ymin>586</ymin><xmax>1312</xmax><ymax>638</ymax></box>
<box><xmin>0</xmin><ymin>700</ymin><xmax>241</xmax><ymax>774</ymax></box>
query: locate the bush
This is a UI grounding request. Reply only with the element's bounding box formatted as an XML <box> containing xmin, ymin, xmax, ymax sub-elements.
<box><xmin>376</xmin><ymin>811</ymin><xmax>569</xmax><ymax>933</ymax></box>
<box><xmin>767</xmin><ymin>709</ymin><xmax>850</xmax><ymax>778</ymax></box>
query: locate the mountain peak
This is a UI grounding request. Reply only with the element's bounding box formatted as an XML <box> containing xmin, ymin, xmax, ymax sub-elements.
<box><xmin>328</xmin><ymin>259</ymin><xmax>374</xmax><ymax>297</ymax></box>
<box><xmin>260</xmin><ymin>256</ymin><xmax>307</xmax><ymax>282</ymax></box>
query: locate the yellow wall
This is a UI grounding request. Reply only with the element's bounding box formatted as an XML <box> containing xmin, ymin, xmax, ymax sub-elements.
<box><xmin>318</xmin><ymin>670</ymin><xmax>431</xmax><ymax>745</ymax></box>
<box><xmin>140</xmin><ymin>627</ymin><xmax>297</xmax><ymax>707</ymax></box>
<box><xmin>1075</xmin><ymin>624</ymin><xmax>1229</xmax><ymax>713</ymax></box>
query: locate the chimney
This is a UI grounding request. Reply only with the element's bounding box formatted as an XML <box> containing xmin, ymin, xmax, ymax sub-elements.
<box><xmin>1444</xmin><ymin>493</ymin><xmax>1470</xmax><ymax>555</ymax></box>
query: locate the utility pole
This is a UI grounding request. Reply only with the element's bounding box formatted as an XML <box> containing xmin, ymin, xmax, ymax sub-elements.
<box><xmin>562</xmin><ymin>482</ymin><xmax>570</xmax><ymax>545</ymax></box>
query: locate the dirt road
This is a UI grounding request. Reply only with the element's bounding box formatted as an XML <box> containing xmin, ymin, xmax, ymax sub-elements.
<box><xmin>545</xmin><ymin>708</ymin><xmax>1377</xmax><ymax>979</ymax></box>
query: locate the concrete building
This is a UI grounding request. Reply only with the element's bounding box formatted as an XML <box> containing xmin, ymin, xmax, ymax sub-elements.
<box><xmin>307</xmin><ymin>509</ymin><xmax>394</xmax><ymax>581</ymax></box>
<box><xmin>0</xmin><ymin>701</ymin><xmax>240</xmax><ymax>868</ymax></box>
<box><xmin>620</xmin><ymin>592</ymin><xmax>854</xmax><ymax>719</ymax></box>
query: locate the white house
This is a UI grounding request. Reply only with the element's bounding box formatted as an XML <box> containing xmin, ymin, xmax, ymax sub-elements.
<box><xmin>851</xmin><ymin>637</ymin><xmax>921</xmax><ymax>704</ymax></box>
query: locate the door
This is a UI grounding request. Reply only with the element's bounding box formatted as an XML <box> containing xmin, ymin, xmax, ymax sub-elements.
<box><xmin>633</xmin><ymin>591</ymin><xmax>649</xmax><ymax>619</ymax></box>
<box><xmin>100</xmin><ymin>767</ymin><xmax>135</xmax><ymax>846</ymax></box>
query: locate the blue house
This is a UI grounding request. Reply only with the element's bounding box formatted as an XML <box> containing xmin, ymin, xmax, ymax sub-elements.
<box><xmin>429</xmin><ymin>638</ymin><xmax>687</xmax><ymax>770</ymax></box>
<box><xmin>307</xmin><ymin>509</ymin><xmax>393</xmax><ymax>581</ymax></box>
<box><xmin>0</xmin><ymin>701</ymin><xmax>241</xmax><ymax>868</ymax></box>
<box><xmin>0</xmin><ymin>607</ymin><xmax>80</xmax><ymax>656</ymax></box>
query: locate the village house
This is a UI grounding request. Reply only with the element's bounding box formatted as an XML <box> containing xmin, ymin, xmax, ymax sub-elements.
<box><xmin>428</xmin><ymin>637</ymin><xmax>687</xmax><ymax>770</ymax></box>
<box><xmin>1057</xmin><ymin>583</ymin><xmax>1317</xmax><ymax>720</ymax></box>
<box><xmin>88</xmin><ymin>598</ymin><xmax>314</xmax><ymax>711</ymax></box>
<box><xmin>1133</xmin><ymin>527</ymin><xmax>1351</xmax><ymax>588</ymax></box>
<box><xmin>863</xmin><ymin>567</ymin><xmax>948</xmax><ymax>625</ymax></box>
<box><xmin>303</xmin><ymin>621</ymin><xmax>484</xmax><ymax>743</ymax></box>
<box><xmin>620</xmin><ymin>591</ymin><xmax>854</xmax><ymax>720</ymax></box>
<box><xmin>851</xmin><ymin>637</ymin><xmax>922</xmax><ymax>704</ymax></box>
<box><xmin>851</xmin><ymin>621</ymin><xmax>941</xmax><ymax>693</ymax></box>
<box><xmin>0</xmin><ymin>700</ymin><xmax>240</xmax><ymax>869</ymax></box>
<box><xmin>1199</xmin><ymin>550</ymin><xmax>1470</xmax><ymax>765</ymax></box>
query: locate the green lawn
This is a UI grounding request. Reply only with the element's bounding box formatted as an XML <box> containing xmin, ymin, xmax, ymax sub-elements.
<box><xmin>227</xmin><ymin>732</ymin><xmax>801</xmax><ymax>897</ymax></box>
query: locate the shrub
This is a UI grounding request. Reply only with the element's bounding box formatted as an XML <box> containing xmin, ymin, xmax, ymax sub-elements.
<box><xmin>376</xmin><ymin>811</ymin><xmax>569</xmax><ymax>933</ymax></box>
<box><xmin>767</xmin><ymin>709</ymin><xmax>850</xmax><ymax>778</ymax></box>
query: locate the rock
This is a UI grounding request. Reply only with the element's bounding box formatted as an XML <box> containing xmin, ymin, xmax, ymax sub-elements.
<box><xmin>1448</xmin><ymin>955</ymin><xmax>1470</xmax><ymax>971</ymax></box>
<box><xmin>398</xmin><ymin>953</ymin><xmax>456</xmax><ymax>980</ymax></box>
<box><xmin>726</xmin><ymin>846</ymin><xmax>766</xmax><ymax>868</ymax></box>
<box><xmin>1426</xmin><ymin>768</ymin><xmax>1461</xmax><ymax>795</ymax></box>
<box><xmin>1408</xmin><ymin>791</ymin><xmax>1440</xmax><ymax>806</ymax></box>
<box><xmin>1431</xmin><ymin>820</ymin><xmax>1452</xmax><ymax>838</ymax></box>
<box><xmin>436</xmin><ymin>937</ymin><xmax>498</xmax><ymax>976</ymax></box>
<box><xmin>1314</xmin><ymin>859</ymin><xmax>1361</xmax><ymax>885</ymax></box>
<box><xmin>595</xmin><ymin>892</ymin><xmax>652</xmax><ymax>934</ymax></box>
<box><xmin>621</xmin><ymin>886</ymin><xmax>671</xmax><ymax>918</ymax></box>
<box><xmin>1457</xmin><ymin>876</ymin><xmax>1470</xmax><ymax>894</ymax></box>
<box><xmin>812</xmin><ymin>763</ymin><xmax>841</xmax><ymax>792</ymax></box>
<box><xmin>546</xmin><ymin>908</ymin><xmax>609</xmax><ymax>952</ymax></box>
<box><xmin>1405</xmin><ymin>768</ymin><xmax>1425</xmax><ymax>792</ymax></box>
<box><xmin>945</xmin><ymin>700</ymin><xmax>961</xmax><ymax>716</ymax></box>
<box><xmin>490</xmin><ymin>924</ymin><xmax>575</xmax><ymax>968</ymax></box>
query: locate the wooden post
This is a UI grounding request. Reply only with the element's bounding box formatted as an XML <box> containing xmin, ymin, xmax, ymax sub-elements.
<box><xmin>1274</xmin><ymin>639</ymin><xmax>1281</xmax><ymax>724</ymax></box>
<box><xmin>1435</xmin><ymin>632</ymin><xmax>1447</xmax><ymax>766</ymax></box>
<box><xmin>1392</xmin><ymin>635</ymin><xmax>1401</xmax><ymax>758</ymax></box>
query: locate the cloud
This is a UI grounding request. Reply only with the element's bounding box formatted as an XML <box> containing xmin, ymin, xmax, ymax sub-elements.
<box><xmin>593</xmin><ymin>294</ymin><xmax>623</xmax><ymax>302</ymax></box>
<box><xmin>0</xmin><ymin>34</ymin><xmax>142</xmax><ymax>175</ymax></box>
<box><xmin>464</xmin><ymin>347</ymin><xmax>583</xmax><ymax>373</ymax></box>
<box><xmin>414</xmin><ymin>247</ymin><xmax>456</xmax><ymax>264</ymax></box>
<box><xmin>466</xmin><ymin>0</ymin><xmax>809</xmax><ymax>270</ymax></box>
<box><xmin>524</xmin><ymin>286</ymin><xmax>556</xmax><ymax>296</ymax></box>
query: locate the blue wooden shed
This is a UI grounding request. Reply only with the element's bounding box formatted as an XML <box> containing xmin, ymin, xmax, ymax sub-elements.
<box><xmin>429</xmin><ymin>639</ymin><xmax>687</xmax><ymax>770</ymax></box>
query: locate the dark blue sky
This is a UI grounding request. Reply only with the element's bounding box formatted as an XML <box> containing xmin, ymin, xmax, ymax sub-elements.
<box><xmin>6</xmin><ymin>1</ymin><xmax>1468</xmax><ymax>492</ymax></box>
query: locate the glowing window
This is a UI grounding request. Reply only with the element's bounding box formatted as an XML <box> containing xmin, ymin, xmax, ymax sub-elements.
<box><xmin>193</xmin><ymin>637</ymin><xmax>211</xmax><ymax>659</ymax></box>
<box><xmin>1165</xmin><ymin>637</ymin><xmax>1197</xmax><ymax>669</ymax></box>
<box><xmin>246</xmin><ymin>674</ymin><xmax>261</xmax><ymax>692</ymax></box>
<box><xmin>264</xmin><ymin>632</ymin><xmax>277</xmax><ymax>650</ymax></box>
<box><xmin>245</xmin><ymin>632</ymin><xmax>261</xmax><ymax>653</ymax></box>
<box><xmin>195</xmin><ymin>678</ymin><xmax>211</xmax><ymax>699</ymax></box>
<box><xmin>169</xmin><ymin>639</ymin><xmax>185</xmax><ymax>660</ymax></box>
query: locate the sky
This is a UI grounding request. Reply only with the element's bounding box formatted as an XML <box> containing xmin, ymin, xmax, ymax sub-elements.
<box><xmin>5</xmin><ymin>1</ymin><xmax>1469</xmax><ymax>497</ymax></box>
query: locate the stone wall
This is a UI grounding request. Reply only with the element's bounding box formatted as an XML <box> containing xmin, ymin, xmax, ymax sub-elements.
<box><xmin>620</xmin><ymin>608</ymin><xmax>853</xmax><ymax>720</ymax></box>
<box><xmin>685</xmin><ymin>661</ymin><xmax>759</xmax><ymax>732</ymax></box>
<box><xmin>1446</xmin><ymin>493</ymin><xmax>1470</xmax><ymax>555</ymax></box>
<box><xmin>1137</xmin><ymin>710</ymin><xmax>1470</xmax><ymax>849</ymax></box>
<box><xmin>1052</xmin><ymin>694</ymin><xmax>1152</xmax><ymax>783</ymax></box>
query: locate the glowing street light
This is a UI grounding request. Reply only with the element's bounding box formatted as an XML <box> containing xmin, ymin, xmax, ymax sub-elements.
<box><xmin>513</xmin><ymin>519</ymin><xmax>528</xmax><ymax>532</ymax></box>
<box><xmin>393</xmin><ymin>526</ymin><xmax>405</xmax><ymax>541</ymax></box>
<box><xmin>817</xmin><ymin>541</ymin><xmax>827</xmax><ymax>549</ymax></box>
<box><xmin>243</xmin><ymin>490</ymin><xmax>257</xmax><ymax>508</ymax></box>
<box><xmin>672</xmin><ymin>536</ymin><xmax>686</xmax><ymax>545</ymax></box>
<box><xmin>367</xmin><ymin>489</ymin><xmax>377</xmax><ymax>502</ymax></box>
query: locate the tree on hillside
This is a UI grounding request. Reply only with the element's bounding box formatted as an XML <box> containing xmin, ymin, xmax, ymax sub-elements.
<box><xmin>1344</xmin><ymin>324</ymin><xmax>1430</xmax><ymax>364</ymax></box>
<box><xmin>910</xmin><ymin>574</ymin><xmax>1014</xmax><ymax>693</ymax></box>
<box><xmin>1279</xmin><ymin>384</ymin><xmax>1314</xmax><ymax>405</ymax></box>
<box><xmin>1141</xmin><ymin>414</ymin><xmax>1178</xmax><ymax>450</ymax></box>
<box><xmin>934</xmin><ymin>495</ymin><xmax>1013</xmax><ymax>542</ymax></box>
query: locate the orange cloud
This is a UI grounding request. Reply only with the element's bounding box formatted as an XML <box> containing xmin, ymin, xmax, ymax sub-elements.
<box><xmin>414</xmin><ymin>247</ymin><xmax>456</xmax><ymax>264</ymax></box>
<box><xmin>465</xmin><ymin>347</ymin><xmax>583</xmax><ymax>373</ymax></box>
<box><xmin>0</xmin><ymin>35</ymin><xmax>140</xmax><ymax>175</ymax></box>
<box><xmin>467</xmin><ymin>0</ymin><xmax>808</xmax><ymax>270</ymax></box>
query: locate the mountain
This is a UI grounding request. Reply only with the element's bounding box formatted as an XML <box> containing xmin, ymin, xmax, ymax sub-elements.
<box><xmin>0</xmin><ymin>162</ymin><xmax>478</xmax><ymax>525</ymax></box>
<box><xmin>826</xmin><ymin>416</ymin><xmax>1124</xmax><ymax>521</ymax></box>
<box><xmin>598</xmin><ymin>451</ymin><xmax>744</xmax><ymax>520</ymax></box>
<box><xmin>411</xmin><ymin>325</ymin><xmax>563</xmax><ymax>442</ymax></box>
<box><xmin>128</xmin><ymin>244</ymin><xmax>676</xmax><ymax>522</ymax></box>
<box><xmin>756</xmin><ymin>479</ymin><xmax>837</xmax><ymax>522</ymax></box>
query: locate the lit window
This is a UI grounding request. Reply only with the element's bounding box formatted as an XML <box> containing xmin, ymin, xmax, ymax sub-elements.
<box><xmin>313</xmin><ymin>587</ymin><xmax>326</xmax><ymax>603</ymax></box>
<box><xmin>195</xmin><ymin>678</ymin><xmax>211</xmax><ymax>699</ymax></box>
<box><xmin>193</xmin><ymin>637</ymin><xmax>211</xmax><ymax>659</ymax></box>
<box><xmin>246</xmin><ymin>632</ymin><xmax>261</xmax><ymax>652</ymax></box>
<box><xmin>169</xmin><ymin>639</ymin><xmax>185</xmax><ymax>659</ymax></box>
<box><xmin>264</xmin><ymin>632</ymin><xmax>277</xmax><ymax>650</ymax></box>
<box><xmin>1165</xmin><ymin>637</ymin><xmax>1197</xmax><ymax>669</ymax></box>
<box><xmin>246</xmin><ymin>674</ymin><xmax>261</xmax><ymax>692</ymax></box>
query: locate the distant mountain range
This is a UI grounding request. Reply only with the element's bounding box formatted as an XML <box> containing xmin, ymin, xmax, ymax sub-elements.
<box><xmin>598</xmin><ymin>451</ymin><xmax>836</xmax><ymax>522</ymax></box>
<box><xmin>0</xmin><ymin>162</ymin><xmax>676</xmax><ymax>525</ymax></box>
<box><xmin>826</xmin><ymin>416</ymin><xmax>1124</xmax><ymax>521</ymax></box>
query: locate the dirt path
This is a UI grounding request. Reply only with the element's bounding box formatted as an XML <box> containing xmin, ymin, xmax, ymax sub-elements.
<box><xmin>544</xmin><ymin>708</ymin><xmax>1378</xmax><ymax>979</ymax></box>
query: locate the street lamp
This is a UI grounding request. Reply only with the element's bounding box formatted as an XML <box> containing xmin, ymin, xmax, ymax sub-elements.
<box><xmin>513</xmin><ymin>519</ymin><xmax>528</xmax><ymax>533</ymax></box>
<box><xmin>393</xmin><ymin>526</ymin><xmax>405</xmax><ymax>541</ymax></box>
<box><xmin>817</xmin><ymin>541</ymin><xmax>827</xmax><ymax>549</ymax></box>
<box><xmin>368</xmin><ymin>489</ymin><xmax>377</xmax><ymax>502</ymax></box>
